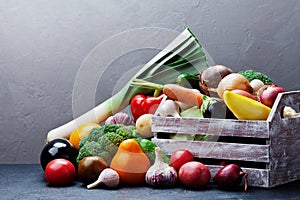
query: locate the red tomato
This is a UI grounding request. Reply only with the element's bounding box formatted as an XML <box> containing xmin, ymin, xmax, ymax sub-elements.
<box><xmin>170</xmin><ymin>149</ymin><xmax>194</xmax><ymax>171</ymax></box>
<box><xmin>45</xmin><ymin>158</ymin><xmax>76</xmax><ymax>186</ymax></box>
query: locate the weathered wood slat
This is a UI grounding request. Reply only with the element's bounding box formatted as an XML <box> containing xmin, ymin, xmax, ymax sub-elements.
<box><xmin>152</xmin><ymin>91</ymin><xmax>300</xmax><ymax>188</ymax></box>
<box><xmin>152</xmin><ymin>138</ymin><xmax>270</xmax><ymax>163</ymax></box>
<box><xmin>268</xmin><ymin>92</ymin><xmax>300</xmax><ymax>187</ymax></box>
<box><xmin>208</xmin><ymin>165</ymin><xmax>270</xmax><ymax>188</ymax></box>
<box><xmin>152</xmin><ymin>117</ymin><xmax>269</xmax><ymax>138</ymax></box>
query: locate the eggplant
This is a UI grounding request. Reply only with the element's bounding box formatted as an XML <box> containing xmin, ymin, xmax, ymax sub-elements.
<box><xmin>204</xmin><ymin>100</ymin><xmax>236</xmax><ymax>119</ymax></box>
<box><xmin>40</xmin><ymin>138</ymin><xmax>78</xmax><ymax>170</ymax></box>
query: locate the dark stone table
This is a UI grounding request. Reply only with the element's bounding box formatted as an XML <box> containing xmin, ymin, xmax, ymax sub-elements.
<box><xmin>0</xmin><ymin>164</ymin><xmax>299</xmax><ymax>200</ymax></box>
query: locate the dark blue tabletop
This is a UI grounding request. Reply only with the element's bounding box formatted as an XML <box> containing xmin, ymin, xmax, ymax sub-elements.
<box><xmin>0</xmin><ymin>164</ymin><xmax>299</xmax><ymax>200</ymax></box>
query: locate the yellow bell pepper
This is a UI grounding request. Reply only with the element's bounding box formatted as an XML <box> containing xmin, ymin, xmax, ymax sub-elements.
<box><xmin>223</xmin><ymin>90</ymin><xmax>271</xmax><ymax>120</ymax></box>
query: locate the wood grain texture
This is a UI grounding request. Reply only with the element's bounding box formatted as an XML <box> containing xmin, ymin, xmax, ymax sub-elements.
<box><xmin>152</xmin><ymin>138</ymin><xmax>269</xmax><ymax>162</ymax></box>
<box><xmin>152</xmin><ymin>117</ymin><xmax>269</xmax><ymax>138</ymax></box>
<box><xmin>208</xmin><ymin>165</ymin><xmax>270</xmax><ymax>188</ymax></box>
<box><xmin>268</xmin><ymin>91</ymin><xmax>300</xmax><ymax>187</ymax></box>
<box><xmin>152</xmin><ymin>91</ymin><xmax>300</xmax><ymax>188</ymax></box>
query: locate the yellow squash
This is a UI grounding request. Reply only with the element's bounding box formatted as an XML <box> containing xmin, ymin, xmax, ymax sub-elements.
<box><xmin>223</xmin><ymin>90</ymin><xmax>271</xmax><ymax>120</ymax></box>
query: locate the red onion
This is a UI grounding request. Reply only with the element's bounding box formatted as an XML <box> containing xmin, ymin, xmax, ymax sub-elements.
<box><xmin>213</xmin><ymin>164</ymin><xmax>248</xmax><ymax>191</ymax></box>
<box><xmin>258</xmin><ymin>85</ymin><xmax>286</xmax><ymax>108</ymax></box>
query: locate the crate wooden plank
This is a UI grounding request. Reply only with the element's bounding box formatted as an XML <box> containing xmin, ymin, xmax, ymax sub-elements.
<box><xmin>208</xmin><ymin>165</ymin><xmax>270</xmax><ymax>188</ymax></box>
<box><xmin>152</xmin><ymin>91</ymin><xmax>300</xmax><ymax>188</ymax></box>
<box><xmin>267</xmin><ymin>91</ymin><xmax>300</xmax><ymax>187</ymax></box>
<box><xmin>152</xmin><ymin>138</ymin><xmax>270</xmax><ymax>163</ymax></box>
<box><xmin>152</xmin><ymin>117</ymin><xmax>269</xmax><ymax>138</ymax></box>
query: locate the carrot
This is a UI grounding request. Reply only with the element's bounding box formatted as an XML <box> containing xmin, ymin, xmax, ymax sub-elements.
<box><xmin>163</xmin><ymin>84</ymin><xmax>204</xmax><ymax>107</ymax></box>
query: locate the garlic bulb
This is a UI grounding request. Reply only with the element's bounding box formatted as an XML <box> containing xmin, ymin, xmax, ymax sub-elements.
<box><xmin>87</xmin><ymin>168</ymin><xmax>119</xmax><ymax>189</ymax></box>
<box><xmin>105</xmin><ymin>112</ymin><xmax>135</xmax><ymax>126</ymax></box>
<box><xmin>156</xmin><ymin>100</ymin><xmax>180</xmax><ymax>117</ymax></box>
<box><xmin>145</xmin><ymin>147</ymin><xmax>178</xmax><ymax>187</ymax></box>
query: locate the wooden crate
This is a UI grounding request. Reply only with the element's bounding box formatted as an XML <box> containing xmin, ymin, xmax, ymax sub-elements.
<box><xmin>151</xmin><ymin>91</ymin><xmax>300</xmax><ymax>188</ymax></box>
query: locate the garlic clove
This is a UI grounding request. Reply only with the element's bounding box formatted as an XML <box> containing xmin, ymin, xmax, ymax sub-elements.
<box><xmin>87</xmin><ymin>168</ymin><xmax>120</xmax><ymax>189</ymax></box>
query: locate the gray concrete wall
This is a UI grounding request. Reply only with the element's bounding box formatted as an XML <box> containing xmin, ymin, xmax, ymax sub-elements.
<box><xmin>1</xmin><ymin>0</ymin><xmax>299</xmax><ymax>163</ymax></box>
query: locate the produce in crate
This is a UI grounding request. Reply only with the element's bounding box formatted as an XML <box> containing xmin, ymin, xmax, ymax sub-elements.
<box><xmin>258</xmin><ymin>85</ymin><xmax>286</xmax><ymax>108</ymax></box>
<box><xmin>176</xmin><ymin>72</ymin><xmax>202</xmax><ymax>91</ymax></box>
<box><xmin>130</xmin><ymin>94</ymin><xmax>164</xmax><ymax>121</ymax></box>
<box><xmin>46</xmin><ymin>28</ymin><xmax>209</xmax><ymax>142</ymax></box>
<box><xmin>156</xmin><ymin>99</ymin><xmax>181</xmax><ymax>117</ymax></box>
<box><xmin>199</xmin><ymin>64</ymin><xmax>233</xmax><ymax>96</ymax></box>
<box><xmin>238</xmin><ymin>69</ymin><xmax>273</xmax><ymax>85</ymax></box>
<box><xmin>223</xmin><ymin>90</ymin><xmax>271</xmax><ymax>120</ymax></box>
<box><xmin>216</xmin><ymin>73</ymin><xmax>253</xmax><ymax>99</ymax></box>
<box><xmin>151</xmin><ymin>91</ymin><xmax>300</xmax><ymax>188</ymax></box>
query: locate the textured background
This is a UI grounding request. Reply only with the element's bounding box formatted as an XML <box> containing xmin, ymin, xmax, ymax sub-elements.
<box><xmin>0</xmin><ymin>0</ymin><xmax>299</xmax><ymax>163</ymax></box>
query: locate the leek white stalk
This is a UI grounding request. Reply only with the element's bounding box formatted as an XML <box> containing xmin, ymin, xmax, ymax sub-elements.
<box><xmin>47</xmin><ymin>28</ymin><xmax>209</xmax><ymax>142</ymax></box>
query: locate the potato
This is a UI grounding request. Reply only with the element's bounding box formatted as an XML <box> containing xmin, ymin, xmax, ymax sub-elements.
<box><xmin>135</xmin><ymin>114</ymin><xmax>153</xmax><ymax>138</ymax></box>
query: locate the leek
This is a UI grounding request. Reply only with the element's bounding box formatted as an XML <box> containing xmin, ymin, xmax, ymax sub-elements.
<box><xmin>47</xmin><ymin>28</ymin><xmax>209</xmax><ymax>142</ymax></box>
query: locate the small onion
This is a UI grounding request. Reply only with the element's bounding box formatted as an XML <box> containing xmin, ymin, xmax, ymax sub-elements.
<box><xmin>216</xmin><ymin>73</ymin><xmax>253</xmax><ymax>99</ymax></box>
<box><xmin>258</xmin><ymin>85</ymin><xmax>286</xmax><ymax>108</ymax></box>
<box><xmin>214</xmin><ymin>164</ymin><xmax>248</xmax><ymax>191</ymax></box>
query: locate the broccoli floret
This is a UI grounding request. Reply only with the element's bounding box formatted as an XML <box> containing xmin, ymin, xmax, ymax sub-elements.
<box><xmin>238</xmin><ymin>70</ymin><xmax>273</xmax><ymax>85</ymax></box>
<box><xmin>102</xmin><ymin>124</ymin><xmax>123</xmax><ymax>133</ymax></box>
<box><xmin>77</xmin><ymin>124</ymin><xmax>169</xmax><ymax>166</ymax></box>
<box><xmin>115</xmin><ymin>125</ymin><xmax>142</xmax><ymax>139</ymax></box>
<box><xmin>77</xmin><ymin>124</ymin><xmax>132</xmax><ymax>164</ymax></box>
<box><xmin>86</xmin><ymin>127</ymin><xmax>106</xmax><ymax>142</ymax></box>
<box><xmin>76</xmin><ymin>141</ymin><xmax>101</xmax><ymax>163</ymax></box>
<box><xmin>78</xmin><ymin>135</ymin><xmax>89</xmax><ymax>149</ymax></box>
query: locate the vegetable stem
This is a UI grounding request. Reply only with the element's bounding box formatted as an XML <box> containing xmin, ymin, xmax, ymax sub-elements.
<box><xmin>47</xmin><ymin>28</ymin><xmax>209</xmax><ymax>142</ymax></box>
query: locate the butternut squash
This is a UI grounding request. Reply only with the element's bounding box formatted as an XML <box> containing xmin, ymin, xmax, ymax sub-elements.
<box><xmin>223</xmin><ymin>90</ymin><xmax>271</xmax><ymax>120</ymax></box>
<box><xmin>110</xmin><ymin>139</ymin><xmax>150</xmax><ymax>185</ymax></box>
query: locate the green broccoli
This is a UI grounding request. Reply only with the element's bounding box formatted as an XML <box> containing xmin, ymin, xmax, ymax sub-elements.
<box><xmin>77</xmin><ymin>123</ymin><xmax>170</xmax><ymax>166</ymax></box>
<box><xmin>76</xmin><ymin>124</ymin><xmax>136</xmax><ymax>164</ymax></box>
<box><xmin>238</xmin><ymin>69</ymin><xmax>273</xmax><ymax>85</ymax></box>
<box><xmin>102</xmin><ymin>123</ymin><xmax>123</xmax><ymax>133</ymax></box>
<box><xmin>116</xmin><ymin>125</ymin><xmax>142</xmax><ymax>139</ymax></box>
<box><xmin>76</xmin><ymin>141</ymin><xmax>112</xmax><ymax>164</ymax></box>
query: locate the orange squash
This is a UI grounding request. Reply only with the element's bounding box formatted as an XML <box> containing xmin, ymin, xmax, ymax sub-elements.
<box><xmin>110</xmin><ymin>139</ymin><xmax>150</xmax><ymax>185</ymax></box>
